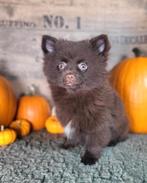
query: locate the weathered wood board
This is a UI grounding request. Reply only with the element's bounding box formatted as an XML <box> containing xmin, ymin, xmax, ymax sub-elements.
<box><xmin>0</xmin><ymin>0</ymin><xmax>147</xmax><ymax>98</ymax></box>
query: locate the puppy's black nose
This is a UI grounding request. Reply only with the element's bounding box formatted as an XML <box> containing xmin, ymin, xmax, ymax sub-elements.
<box><xmin>63</xmin><ymin>73</ymin><xmax>77</xmax><ymax>86</ymax></box>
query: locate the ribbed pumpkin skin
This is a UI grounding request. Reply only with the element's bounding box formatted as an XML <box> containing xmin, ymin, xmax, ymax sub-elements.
<box><xmin>0</xmin><ymin>76</ymin><xmax>17</xmax><ymax>126</ymax></box>
<box><xmin>45</xmin><ymin>116</ymin><xmax>64</xmax><ymax>134</ymax></box>
<box><xmin>16</xmin><ymin>96</ymin><xmax>51</xmax><ymax>131</ymax></box>
<box><xmin>0</xmin><ymin>128</ymin><xmax>17</xmax><ymax>146</ymax></box>
<box><xmin>10</xmin><ymin>119</ymin><xmax>31</xmax><ymax>137</ymax></box>
<box><xmin>110</xmin><ymin>57</ymin><xmax>147</xmax><ymax>133</ymax></box>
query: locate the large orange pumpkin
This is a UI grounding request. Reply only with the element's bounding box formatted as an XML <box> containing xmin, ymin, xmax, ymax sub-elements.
<box><xmin>16</xmin><ymin>95</ymin><xmax>51</xmax><ymax>131</ymax></box>
<box><xmin>110</xmin><ymin>48</ymin><xmax>147</xmax><ymax>133</ymax></box>
<box><xmin>0</xmin><ymin>76</ymin><xmax>17</xmax><ymax>126</ymax></box>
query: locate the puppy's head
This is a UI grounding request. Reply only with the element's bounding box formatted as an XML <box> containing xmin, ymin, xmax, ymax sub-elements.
<box><xmin>42</xmin><ymin>35</ymin><xmax>110</xmax><ymax>93</ymax></box>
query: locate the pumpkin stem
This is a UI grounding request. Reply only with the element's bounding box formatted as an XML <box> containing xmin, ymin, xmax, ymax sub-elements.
<box><xmin>27</xmin><ymin>84</ymin><xmax>39</xmax><ymax>96</ymax></box>
<box><xmin>132</xmin><ymin>47</ymin><xmax>142</xmax><ymax>57</ymax></box>
<box><xmin>1</xmin><ymin>125</ymin><xmax>4</xmax><ymax>131</ymax></box>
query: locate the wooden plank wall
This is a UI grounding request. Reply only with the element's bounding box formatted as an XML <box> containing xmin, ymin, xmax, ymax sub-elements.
<box><xmin>0</xmin><ymin>0</ymin><xmax>147</xmax><ymax>98</ymax></box>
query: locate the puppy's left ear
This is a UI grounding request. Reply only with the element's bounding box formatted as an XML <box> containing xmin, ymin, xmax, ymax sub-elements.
<box><xmin>90</xmin><ymin>34</ymin><xmax>111</xmax><ymax>55</ymax></box>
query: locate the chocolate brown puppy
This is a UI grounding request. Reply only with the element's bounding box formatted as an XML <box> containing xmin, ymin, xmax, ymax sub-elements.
<box><xmin>41</xmin><ymin>35</ymin><xmax>129</xmax><ymax>165</ymax></box>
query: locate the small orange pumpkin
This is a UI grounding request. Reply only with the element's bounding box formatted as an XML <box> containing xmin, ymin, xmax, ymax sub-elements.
<box><xmin>110</xmin><ymin>48</ymin><xmax>147</xmax><ymax>133</ymax></box>
<box><xmin>17</xmin><ymin>95</ymin><xmax>51</xmax><ymax>131</ymax></box>
<box><xmin>9</xmin><ymin>119</ymin><xmax>31</xmax><ymax>137</ymax></box>
<box><xmin>45</xmin><ymin>116</ymin><xmax>64</xmax><ymax>134</ymax></box>
<box><xmin>0</xmin><ymin>76</ymin><xmax>17</xmax><ymax>127</ymax></box>
<box><xmin>0</xmin><ymin>125</ymin><xmax>17</xmax><ymax>146</ymax></box>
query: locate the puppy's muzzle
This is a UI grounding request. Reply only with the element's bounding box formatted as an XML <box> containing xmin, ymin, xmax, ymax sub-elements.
<box><xmin>63</xmin><ymin>73</ymin><xmax>77</xmax><ymax>87</ymax></box>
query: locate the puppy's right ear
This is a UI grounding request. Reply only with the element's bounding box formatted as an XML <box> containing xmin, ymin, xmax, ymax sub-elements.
<box><xmin>41</xmin><ymin>35</ymin><xmax>57</xmax><ymax>54</ymax></box>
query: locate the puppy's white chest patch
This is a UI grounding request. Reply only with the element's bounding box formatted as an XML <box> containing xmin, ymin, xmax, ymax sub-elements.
<box><xmin>52</xmin><ymin>107</ymin><xmax>75</xmax><ymax>139</ymax></box>
<box><xmin>64</xmin><ymin>121</ymin><xmax>75</xmax><ymax>139</ymax></box>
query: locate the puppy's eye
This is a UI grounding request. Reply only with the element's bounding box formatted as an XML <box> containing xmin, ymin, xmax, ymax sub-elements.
<box><xmin>78</xmin><ymin>62</ymin><xmax>88</xmax><ymax>72</ymax></box>
<box><xmin>57</xmin><ymin>62</ymin><xmax>67</xmax><ymax>71</ymax></box>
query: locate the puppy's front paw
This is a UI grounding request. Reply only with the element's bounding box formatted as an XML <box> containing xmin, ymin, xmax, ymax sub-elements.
<box><xmin>81</xmin><ymin>151</ymin><xmax>98</xmax><ymax>165</ymax></box>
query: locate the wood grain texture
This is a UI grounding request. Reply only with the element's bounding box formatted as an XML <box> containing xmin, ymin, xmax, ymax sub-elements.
<box><xmin>0</xmin><ymin>0</ymin><xmax>147</xmax><ymax>98</ymax></box>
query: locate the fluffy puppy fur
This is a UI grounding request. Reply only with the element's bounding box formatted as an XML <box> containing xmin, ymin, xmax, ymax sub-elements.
<box><xmin>41</xmin><ymin>34</ymin><xmax>129</xmax><ymax>165</ymax></box>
